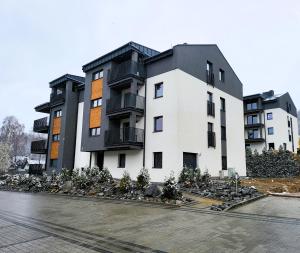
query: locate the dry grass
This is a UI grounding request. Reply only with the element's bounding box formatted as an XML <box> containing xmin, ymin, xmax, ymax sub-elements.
<box><xmin>241</xmin><ymin>177</ymin><xmax>300</xmax><ymax>193</ymax></box>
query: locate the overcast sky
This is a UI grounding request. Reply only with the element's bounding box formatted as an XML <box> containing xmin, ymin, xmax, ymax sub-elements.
<box><xmin>0</xmin><ymin>0</ymin><xmax>299</xmax><ymax>131</ymax></box>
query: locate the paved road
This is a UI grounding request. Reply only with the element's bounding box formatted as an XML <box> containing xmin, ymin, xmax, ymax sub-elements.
<box><xmin>0</xmin><ymin>192</ymin><xmax>299</xmax><ymax>253</ymax></box>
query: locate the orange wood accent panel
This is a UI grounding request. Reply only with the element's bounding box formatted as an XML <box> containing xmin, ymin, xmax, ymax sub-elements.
<box><xmin>50</xmin><ymin>141</ymin><xmax>59</xmax><ymax>159</ymax></box>
<box><xmin>89</xmin><ymin>107</ymin><xmax>101</xmax><ymax>128</ymax></box>
<box><xmin>52</xmin><ymin>117</ymin><xmax>61</xmax><ymax>134</ymax></box>
<box><xmin>91</xmin><ymin>79</ymin><xmax>103</xmax><ymax>100</ymax></box>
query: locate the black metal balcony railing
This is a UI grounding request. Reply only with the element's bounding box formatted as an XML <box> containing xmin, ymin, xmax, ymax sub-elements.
<box><xmin>208</xmin><ymin>131</ymin><xmax>216</xmax><ymax>148</ymax></box>
<box><xmin>206</xmin><ymin>70</ymin><xmax>215</xmax><ymax>86</ymax></box>
<box><xmin>105</xmin><ymin>127</ymin><xmax>144</xmax><ymax>147</ymax></box>
<box><xmin>106</xmin><ymin>93</ymin><xmax>145</xmax><ymax>115</ymax></box>
<box><xmin>33</xmin><ymin>117</ymin><xmax>49</xmax><ymax>133</ymax></box>
<box><xmin>28</xmin><ymin>164</ymin><xmax>45</xmax><ymax>175</ymax></box>
<box><xmin>108</xmin><ymin>60</ymin><xmax>146</xmax><ymax>83</ymax></box>
<box><xmin>244</xmin><ymin>122</ymin><xmax>264</xmax><ymax>128</ymax></box>
<box><xmin>50</xmin><ymin>92</ymin><xmax>65</xmax><ymax>105</ymax></box>
<box><xmin>31</xmin><ymin>140</ymin><xmax>47</xmax><ymax>154</ymax></box>
<box><xmin>245</xmin><ymin>138</ymin><xmax>265</xmax><ymax>143</ymax></box>
<box><xmin>207</xmin><ymin>101</ymin><xmax>215</xmax><ymax>117</ymax></box>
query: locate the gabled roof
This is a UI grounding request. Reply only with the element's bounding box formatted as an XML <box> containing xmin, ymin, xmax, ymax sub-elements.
<box><xmin>49</xmin><ymin>74</ymin><xmax>85</xmax><ymax>88</ymax></box>
<box><xmin>82</xmin><ymin>41</ymin><xmax>160</xmax><ymax>73</ymax></box>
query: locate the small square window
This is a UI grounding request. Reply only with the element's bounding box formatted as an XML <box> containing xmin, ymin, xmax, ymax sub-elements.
<box><xmin>52</xmin><ymin>134</ymin><xmax>60</xmax><ymax>142</ymax></box>
<box><xmin>153</xmin><ymin>152</ymin><xmax>162</xmax><ymax>168</ymax></box>
<box><xmin>118</xmin><ymin>154</ymin><xmax>126</xmax><ymax>168</ymax></box>
<box><xmin>54</xmin><ymin>110</ymin><xmax>62</xmax><ymax>118</ymax></box>
<box><xmin>267</xmin><ymin>113</ymin><xmax>273</xmax><ymax>120</ymax></box>
<box><xmin>219</xmin><ymin>69</ymin><xmax>225</xmax><ymax>82</ymax></box>
<box><xmin>90</xmin><ymin>127</ymin><xmax>101</xmax><ymax>136</ymax></box>
<box><xmin>268</xmin><ymin>127</ymin><xmax>274</xmax><ymax>135</ymax></box>
<box><xmin>91</xmin><ymin>98</ymin><xmax>102</xmax><ymax>108</ymax></box>
<box><xmin>154</xmin><ymin>116</ymin><xmax>163</xmax><ymax>132</ymax></box>
<box><xmin>154</xmin><ymin>83</ymin><xmax>163</xmax><ymax>98</ymax></box>
<box><xmin>92</xmin><ymin>70</ymin><xmax>103</xmax><ymax>80</ymax></box>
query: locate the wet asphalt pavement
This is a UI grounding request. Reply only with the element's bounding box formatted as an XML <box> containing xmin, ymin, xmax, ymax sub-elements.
<box><xmin>0</xmin><ymin>191</ymin><xmax>299</xmax><ymax>253</ymax></box>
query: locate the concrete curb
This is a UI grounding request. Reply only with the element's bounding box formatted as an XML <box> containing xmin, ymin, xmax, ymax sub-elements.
<box><xmin>268</xmin><ymin>192</ymin><xmax>300</xmax><ymax>198</ymax></box>
<box><xmin>224</xmin><ymin>194</ymin><xmax>267</xmax><ymax>212</ymax></box>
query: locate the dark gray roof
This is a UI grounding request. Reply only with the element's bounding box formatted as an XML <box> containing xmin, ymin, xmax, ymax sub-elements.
<box><xmin>82</xmin><ymin>41</ymin><xmax>160</xmax><ymax>72</ymax></box>
<box><xmin>49</xmin><ymin>74</ymin><xmax>85</xmax><ymax>88</ymax></box>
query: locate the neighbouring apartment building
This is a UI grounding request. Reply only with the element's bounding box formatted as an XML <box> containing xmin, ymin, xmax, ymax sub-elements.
<box><xmin>31</xmin><ymin>42</ymin><xmax>246</xmax><ymax>181</ymax></box>
<box><xmin>244</xmin><ymin>90</ymin><xmax>298</xmax><ymax>153</ymax></box>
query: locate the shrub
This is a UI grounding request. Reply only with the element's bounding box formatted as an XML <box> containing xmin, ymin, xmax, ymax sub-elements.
<box><xmin>72</xmin><ymin>169</ymin><xmax>90</xmax><ymax>190</ymax></box>
<box><xmin>60</xmin><ymin>168</ymin><xmax>73</xmax><ymax>182</ymax></box>
<box><xmin>178</xmin><ymin>167</ymin><xmax>202</xmax><ymax>187</ymax></box>
<box><xmin>98</xmin><ymin>167</ymin><xmax>113</xmax><ymax>184</ymax></box>
<box><xmin>136</xmin><ymin>168</ymin><xmax>150</xmax><ymax>191</ymax></box>
<box><xmin>162</xmin><ymin>173</ymin><xmax>181</xmax><ymax>200</ymax></box>
<box><xmin>119</xmin><ymin>171</ymin><xmax>132</xmax><ymax>193</ymax></box>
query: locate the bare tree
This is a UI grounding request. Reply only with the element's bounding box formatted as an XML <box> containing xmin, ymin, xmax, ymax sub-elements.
<box><xmin>0</xmin><ymin>116</ymin><xmax>27</xmax><ymax>162</ymax></box>
<box><xmin>0</xmin><ymin>142</ymin><xmax>12</xmax><ymax>174</ymax></box>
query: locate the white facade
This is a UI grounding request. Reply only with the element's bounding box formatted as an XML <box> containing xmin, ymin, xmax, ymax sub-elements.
<box><xmin>74</xmin><ymin>102</ymin><xmax>90</xmax><ymax>168</ymax></box>
<box><xmin>245</xmin><ymin>107</ymin><xmax>298</xmax><ymax>153</ymax></box>
<box><xmin>144</xmin><ymin>69</ymin><xmax>246</xmax><ymax>182</ymax></box>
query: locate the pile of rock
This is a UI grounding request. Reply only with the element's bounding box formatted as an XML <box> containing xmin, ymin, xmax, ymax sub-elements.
<box><xmin>182</xmin><ymin>179</ymin><xmax>263</xmax><ymax>211</ymax></box>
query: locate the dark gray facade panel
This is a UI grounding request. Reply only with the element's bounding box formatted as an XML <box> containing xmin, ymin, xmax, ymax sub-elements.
<box><xmin>263</xmin><ymin>93</ymin><xmax>297</xmax><ymax>117</ymax></box>
<box><xmin>146</xmin><ymin>45</ymin><xmax>243</xmax><ymax>100</ymax></box>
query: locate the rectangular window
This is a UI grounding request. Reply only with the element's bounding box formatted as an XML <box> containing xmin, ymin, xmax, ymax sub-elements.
<box><xmin>268</xmin><ymin>143</ymin><xmax>275</xmax><ymax>150</ymax></box>
<box><xmin>219</xmin><ymin>69</ymin><xmax>225</xmax><ymax>82</ymax></box>
<box><xmin>267</xmin><ymin>113</ymin><xmax>273</xmax><ymax>120</ymax></box>
<box><xmin>283</xmin><ymin>143</ymin><xmax>287</xmax><ymax>150</ymax></box>
<box><xmin>208</xmin><ymin>123</ymin><xmax>215</xmax><ymax>148</ymax></box>
<box><xmin>54</xmin><ymin>110</ymin><xmax>62</xmax><ymax>118</ymax></box>
<box><xmin>91</xmin><ymin>98</ymin><xmax>102</xmax><ymax>108</ymax></box>
<box><xmin>220</xmin><ymin>97</ymin><xmax>226</xmax><ymax>111</ymax></box>
<box><xmin>248</xmin><ymin>129</ymin><xmax>259</xmax><ymax>139</ymax></box>
<box><xmin>52</xmin><ymin>134</ymin><xmax>60</xmax><ymax>142</ymax></box>
<box><xmin>50</xmin><ymin>159</ymin><xmax>58</xmax><ymax>168</ymax></box>
<box><xmin>208</xmin><ymin>122</ymin><xmax>213</xmax><ymax>132</ymax></box>
<box><xmin>246</xmin><ymin>102</ymin><xmax>258</xmax><ymax>110</ymax></box>
<box><xmin>118</xmin><ymin>154</ymin><xmax>126</xmax><ymax>168</ymax></box>
<box><xmin>56</xmin><ymin>87</ymin><xmax>63</xmax><ymax>95</ymax></box>
<box><xmin>154</xmin><ymin>116</ymin><xmax>163</xmax><ymax>132</ymax></box>
<box><xmin>153</xmin><ymin>152</ymin><xmax>162</xmax><ymax>168</ymax></box>
<box><xmin>90</xmin><ymin>127</ymin><xmax>101</xmax><ymax>136</ymax></box>
<box><xmin>207</xmin><ymin>92</ymin><xmax>213</xmax><ymax>102</ymax></box>
<box><xmin>221</xmin><ymin>126</ymin><xmax>226</xmax><ymax>140</ymax></box>
<box><xmin>247</xmin><ymin>115</ymin><xmax>258</xmax><ymax>124</ymax></box>
<box><xmin>92</xmin><ymin>70</ymin><xmax>103</xmax><ymax>80</ymax></box>
<box><xmin>222</xmin><ymin>156</ymin><xmax>227</xmax><ymax>170</ymax></box>
<box><xmin>268</xmin><ymin>127</ymin><xmax>274</xmax><ymax>135</ymax></box>
<box><xmin>288</xmin><ymin>130</ymin><xmax>292</xmax><ymax>142</ymax></box>
<box><xmin>287</xmin><ymin>116</ymin><xmax>291</xmax><ymax>127</ymax></box>
<box><xmin>154</xmin><ymin>82</ymin><xmax>163</xmax><ymax>98</ymax></box>
<box><xmin>207</xmin><ymin>61</ymin><xmax>213</xmax><ymax>72</ymax></box>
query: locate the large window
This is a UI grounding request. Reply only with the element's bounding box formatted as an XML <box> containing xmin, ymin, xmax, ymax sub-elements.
<box><xmin>154</xmin><ymin>83</ymin><xmax>163</xmax><ymax>98</ymax></box>
<box><xmin>54</xmin><ymin>110</ymin><xmax>62</xmax><ymax>118</ymax></box>
<box><xmin>247</xmin><ymin>115</ymin><xmax>258</xmax><ymax>124</ymax></box>
<box><xmin>248</xmin><ymin>129</ymin><xmax>259</xmax><ymax>139</ymax></box>
<box><xmin>90</xmin><ymin>127</ymin><xmax>101</xmax><ymax>136</ymax></box>
<box><xmin>153</xmin><ymin>152</ymin><xmax>162</xmax><ymax>168</ymax></box>
<box><xmin>154</xmin><ymin>116</ymin><xmax>163</xmax><ymax>132</ymax></box>
<box><xmin>118</xmin><ymin>154</ymin><xmax>126</xmax><ymax>168</ymax></box>
<box><xmin>91</xmin><ymin>98</ymin><xmax>102</xmax><ymax>108</ymax></box>
<box><xmin>268</xmin><ymin>127</ymin><xmax>274</xmax><ymax>135</ymax></box>
<box><xmin>92</xmin><ymin>70</ymin><xmax>103</xmax><ymax>80</ymax></box>
<box><xmin>246</xmin><ymin>102</ymin><xmax>258</xmax><ymax>110</ymax></box>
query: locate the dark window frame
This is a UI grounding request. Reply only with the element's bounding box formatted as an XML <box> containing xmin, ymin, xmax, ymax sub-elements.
<box><xmin>91</xmin><ymin>98</ymin><xmax>102</xmax><ymax>108</ymax></box>
<box><xmin>52</xmin><ymin>134</ymin><xmax>60</xmax><ymax>142</ymax></box>
<box><xmin>154</xmin><ymin>116</ymin><xmax>163</xmax><ymax>132</ymax></box>
<box><xmin>153</xmin><ymin>152</ymin><xmax>162</xmax><ymax>169</ymax></box>
<box><xmin>267</xmin><ymin>127</ymin><xmax>274</xmax><ymax>135</ymax></box>
<box><xmin>219</xmin><ymin>69</ymin><xmax>225</xmax><ymax>82</ymax></box>
<box><xmin>267</xmin><ymin>112</ymin><xmax>273</xmax><ymax>120</ymax></box>
<box><xmin>154</xmin><ymin>82</ymin><xmax>163</xmax><ymax>99</ymax></box>
<box><xmin>220</xmin><ymin>97</ymin><xmax>226</xmax><ymax>112</ymax></box>
<box><xmin>92</xmin><ymin>70</ymin><xmax>104</xmax><ymax>80</ymax></box>
<box><xmin>118</xmin><ymin>154</ymin><xmax>126</xmax><ymax>168</ymax></box>
<box><xmin>90</xmin><ymin>127</ymin><xmax>101</xmax><ymax>136</ymax></box>
<box><xmin>54</xmin><ymin>109</ymin><xmax>62</xmax><ymax>118</ymax></box>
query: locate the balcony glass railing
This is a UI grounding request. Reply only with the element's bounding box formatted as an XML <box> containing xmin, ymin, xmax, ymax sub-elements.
<box><xmin>31</xmin><ymin>140</ymin><xmax>47</xmax><ymax>154</ymax></box>
<box><xmin>33</xmin><ymin>117</ymin><xmax>49</xmax><ymax>133</ymax></box>
<box><xmin>106</xmin><ymin>93</ymin><xmax>145</xmax><ymax>114</ymax></box>
<box><xmin>105</xmin><ymin>127</ymin><xmax>144</xmax><ymax>147</ymax></box>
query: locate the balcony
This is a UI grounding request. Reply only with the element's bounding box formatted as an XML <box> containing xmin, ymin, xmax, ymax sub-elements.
<box><xmin>31</xmin><ymin>140</ymin><xmax>47</xmax><ymax>154</ymax></box>
<box><xmin>105</xmin><ymin>127</ymin><xmax>144</xmax><ymax>149</ymax></box>
<box><xmin>245</xmin><ymin>138</ymin><xmax>265</xmax><ymax>143</ymax></box>
<box><xmin>35</xmin><ymin>102</ymin><xmax>50</xmax><ymax>113</ymax></box>
<box><xmin>50</xmin><ymin>92</ymin><xmax>65</xmax><ymax>106</ymax></box>
<box><xmin>33</xmin><ymin>117</ymin><xmax>49</xmax><ymax>133</ymax></box>
<box><xmin>244</xmin><ymin>107</ymin><xmax>263</xmax><ymax>114</ymax></box>
<box><xmin>245</xmin><ymin>123</ymin><xmax>264</xmax><ymax>129</ymax></box>
<box><xmin>207</xmin><ymin>101</ymin><xmax>215</xmax><ymax>117</ymax></box>
<box><xmin>106</xmin><ymin>93</ymin><xmax>145</xmax><ymax>118</ymax></box>
<box><xmin>108</xmin><ymin>60</ymin><xmax>146</xmax><ymax>86</ymax></box>
<box><xmin>206</xmin><ymin>70</ymin><xmax>215</xmax><ymax>86</ymax></box>
<box><xmin>208</xmin><ymin>131</ymin><xmax>216</xmax><ymax>148</ymax></box>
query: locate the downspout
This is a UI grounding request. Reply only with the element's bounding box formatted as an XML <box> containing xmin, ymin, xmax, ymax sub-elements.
<box><xmin>142</xmin><ymin>71</ymin><xmax>147</xmax><ymax>168</ymax></box>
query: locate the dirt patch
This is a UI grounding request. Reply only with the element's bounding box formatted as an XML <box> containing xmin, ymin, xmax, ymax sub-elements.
<box><xmin>182</xmin><ymin>192</ymin><xmax>223</xmax><ymax>208</ymax></box>
<box><xmin>241</xmin><ymin>177</ymin><xmax>300</xmax><ymax>194</ymax></box>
